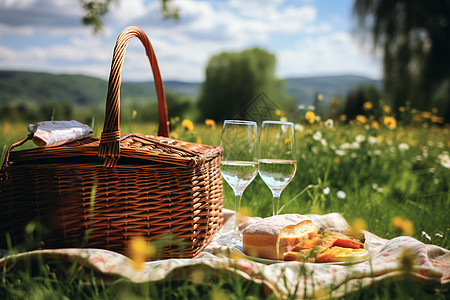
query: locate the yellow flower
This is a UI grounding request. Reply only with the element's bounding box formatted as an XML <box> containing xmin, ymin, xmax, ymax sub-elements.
<box><xmin>305</xmin><ymin>111</ymin><xmax>316</xmax><ymax>124</ymax></box>
<box><xmin>431</xmin><ymin>116</ymin><xmax>444</xmax><ymax>124</ymax></box>
<box><xmin>132</xmin><ymin>110</ymin><xmax>137</xmax><ymax>120</ymax></box>
<box><xmin>275</xmin><ymin>109</ymin><xmax>284</xmax><ymax>116</ymax></box>
<box><xmin>421</xmin><ymin>111</ymin><xmax>432</xmax><ymax>119</ymax></box>
<box><xmin>371</xmin><ymin>120</ymin><xmax>380</xmax><ymax>130</ymax></box>
<box><xmin>128</xmin><ymin>236</ymin><xmax>155</xmax><ymax>270</ymax></box>
<box><xmin>399</xmin><ymin>106</ymin><xmax>406</xmax><ymax>112</ymax></box>
<box><xmin>392</xmin><ymin>216</ymin><xmax>414</xmax><ymax>236</ymax></box>
<box><xmin>317</xmin><ymin>94</ymin><xmax>323</xmax><ymax>101</ymax></box>
<box><xmin>340</xmin><ymin>114</ymin><xmax>347</xmax><ymax>121</ymax></box>
<box><xmin>383</xmin><ymin>105</ymin><xmax>391</xmax><ymax>113</ymax></box>
<box><xmin>196</xmin><ymin>136</ymin><xmax>202</xmax><ymax>144</ymax></box>
<box><xmin>356</xmin><ymin>115</ymin><xmax>368</xmax><ymax>124</ymax></box>
<box><xmin>205</xmin><ymin>118</ymin><xmax>216</xmax><ymax>130</ymax></box>
<box><xmin>181</xmin><ymin>119</ymin><xmax>194</xmax><ymax>132</ymax></box>
<box><xmin>384</xmin><ymin>116</ymin><xmax>397</xmax><ymax>130</ymax></box>
<box><xmin>363</xmin><ymin>101</ymin><xmax>373</xmax><ymax>111</ymax></box>
<box><xmin>284</xmin><ymin>137</ymin><xmax>292</xmax><ymax>145</ymax></box>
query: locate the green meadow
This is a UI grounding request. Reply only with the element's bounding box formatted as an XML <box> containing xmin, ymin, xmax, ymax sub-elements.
<box><xmin>0</xmin><ymin>116</ymin><xmax>449</xmax><ymax>299</ymax></box>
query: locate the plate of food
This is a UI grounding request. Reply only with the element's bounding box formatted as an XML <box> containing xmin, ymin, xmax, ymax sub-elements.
<box><xmin>233</xmin><ymin>214</ymin><xmax>369</xmax><ymax>266</ymax></box>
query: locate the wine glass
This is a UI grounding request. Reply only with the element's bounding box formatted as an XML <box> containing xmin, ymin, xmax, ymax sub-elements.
<box><xmin>220</xmin><ymin>120</ymin><xmax>258</xmax><ymax>244</ymax></box>
<box><xmin>258</xmin><ymin>121</ymin><xmax>297</xmax><ymax>215</ymax></box>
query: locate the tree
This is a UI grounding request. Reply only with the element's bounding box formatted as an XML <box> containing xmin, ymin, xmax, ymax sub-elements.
<box><xmin>197</xmin><ymin>48</ymin><xmax>279</xmax><ymax>121</ymax></box>
<box><xmin>353</xmin><ymin>0</ymin><xmax>450</xmax><ymax>120</ymax></box>
<box><xmin>80</xmin><ymin>0</ymin><xmax>179</xmax><ymax>32</ymax></box>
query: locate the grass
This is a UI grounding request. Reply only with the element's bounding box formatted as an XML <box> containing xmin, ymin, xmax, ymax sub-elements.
<box><xmin>0</xmin><ymin>118</ymin><xmax>449</xmax><ymax>299</ymax></box>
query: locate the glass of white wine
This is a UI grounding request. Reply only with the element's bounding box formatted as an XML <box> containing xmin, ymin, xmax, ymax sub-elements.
<box><xmin>220</xmin><ymin>120</ymin><xmax>258</xmax><ymax>244</ymax></box>
<box><xmin>258</xmin><ymin>121</ymin><xmax>297</xmax><ymax>215</ymax></box>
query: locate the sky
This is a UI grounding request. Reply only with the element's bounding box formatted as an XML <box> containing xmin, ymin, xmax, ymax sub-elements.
<box><xmin>0</xmin><ymin>0</ymin><xmax>382</xmax><ymax>82</ymax></box>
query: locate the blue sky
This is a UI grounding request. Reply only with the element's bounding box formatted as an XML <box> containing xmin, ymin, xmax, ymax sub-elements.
<box><xmin>0</xmin><ymin>0</ymin><xmax>381</xmax><ymax>82</ymax></box>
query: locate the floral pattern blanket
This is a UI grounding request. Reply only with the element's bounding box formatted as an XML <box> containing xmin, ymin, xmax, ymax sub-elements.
<box><xmin>1</xmin><ymin>210</ymin><xmax>448</xmax><ymax>298</ymax></box>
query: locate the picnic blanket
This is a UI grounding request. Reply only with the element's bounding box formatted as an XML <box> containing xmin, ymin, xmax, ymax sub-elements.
<box><xmin>1</xmin><ymin>210</ymin><xmax>448</xmax><ymax>298</ymax></box>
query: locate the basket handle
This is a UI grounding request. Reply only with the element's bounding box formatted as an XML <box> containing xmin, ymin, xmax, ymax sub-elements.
<box><xmin>99</xmin><ymin>26</ymin><xmax>170</xmax><ymax>167</ymax></box>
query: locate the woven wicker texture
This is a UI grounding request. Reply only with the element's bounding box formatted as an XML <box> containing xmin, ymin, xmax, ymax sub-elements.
<box><xmin>0</xmin><ymin>26</ymin><xmax>224</xmax><ymax>258</ymax></box>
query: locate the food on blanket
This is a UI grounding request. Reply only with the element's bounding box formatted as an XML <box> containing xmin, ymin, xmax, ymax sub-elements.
<box><xmin>242</xmin><ymin>214</ymin><xmax>319</xmax><ymax>260</ymax></box>
<box><xmin>284</xmin><ymin>231</ymin><xmax>367</xmax><ymax>263</ymax></box>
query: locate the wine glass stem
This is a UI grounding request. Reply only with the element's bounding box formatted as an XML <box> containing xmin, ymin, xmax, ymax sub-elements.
<box><xmin>272</xmin><ymin>190</ymin><xmax>281</xmax><ymax>215</ymax></box>
<box><xmin>234</xmin><ymin>190</ymin><xmax>243</xmax><ymax>242</ymax></box>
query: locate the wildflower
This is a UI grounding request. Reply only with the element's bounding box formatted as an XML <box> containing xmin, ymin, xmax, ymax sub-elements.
<box><xmin>368</xmin><ymin>136</ymin><xmax>378</xmax><ymax>145</ymax></box>
<box><xmin>363</xmin><ymin>101</ymin><xmax>373</xmax><ymax>111</ymax></box>
<box><xmin>398</xmin><ymin>143</ymin><xmax>410</xmax><ymax>151</ymax></box>
<box><xmin>189</xmin><ymin>269</ymin><xmax>205</xmax><ymax>285</ymax></box>
<box><xmin>284</xmin><ymin>137</ymin><xmax>292</xmax><ymax>145</ymax></box>
<box><xmin>313</xmin><ymin>131</ymin><xmax>322</xmax><ymax>141</ymax></box>
<box><xmin>384</xmin><ymin>116</ymin><xmax>397</xmax><ymax>130</ymax></box>
<box><xmin>335</xmin><ymin>150</ymin><xmax>346</xmax><ymax>156</ymax></box>
<box><xmin>323</xmin><ymin>187</ymin><xmax>330</xmax><ymax>195</ymax></box>
<box><xmin>355</xmin><ymin>134</ymin><xmax>366</xmax><ymax>143</ymax></box>
<box><xmin>399</xmin><ymin>106</ymin><xmax>406</xmax><ymax>112</ymax></box>
<box><xmin>340</xmin><ymin>114</ymin><xmax>347</xmax><ymax>121</ymax></box>
<box><xmin>280</xmin><ymin>116</ymin><xmax>288</xmax><ymax>122</ymax></box>
<box><xmin>305</xmin><ymin>111</ymin><xmax>316</xmax><ymax>124</ymax></box>
<box><xmin>308</xmin><ymin>105</ymin><xmax>315</xmax><ymax>111</ymax></box>
<box><xmin>128</xmin><ymin>236</ymin><xmax>154</xmax><ymax>270</ymax></box>
<box><xmin>383</xmin><ymin>105</ymin><xmax>391</xmax><ymax>113</ymax></box>
<box><xmin>196</xmin><ymin>136</ymin><xmax>202</xmax><ymax>144</ymax></box>
<box><xmin>205</xmin><ymin>119</ymin><xmax>216</xmax><ymax>130</ymax></box>
<box><xmin>275</xmin><ymin>109</ymin><xmax>284</xmax><ymax>116</ymax></box>
<box><xmin>438</xmin><ymin>153</ymin><xmax>450</xmax><ymax>168</ymax></box>
<box><xmin>350</xmin><ymin>218</ymin><xmax>366</xmax><ymax>236</ymax></box>
<box><xmin>399</xmin><ymin>248</ymin><xmax>417</xmax><ymax>274</ymax></box>
<box><xmin>421</xmin><ymin>231</ymin><xmax>431</xmax><ymax>241</ymax></box>
<box><xmin>392</xmin><ymin>216</ymin><xmax>414</xmax><ymax>236</ymax></box>
<box><xmin>294</xmin><ymin>123</ymin><xmax>304</xmax><ymax>132</ymax></box>
<box><xmin>182</xmin><ymin>119</ymin><xmax>194</xmax><ymax>132</ymax></box>
<box><xmin>337</xmin><ymin>191</ymin><xmax>346</xmax><ymax>199</ymax></box>
<box><xmin>324</xmin><ymin>119</ymin><xmax>334</xmax><ymax>128</ymax></box>
<box><xmin>132</xmin><ymin>110</ymin><xmax>137</xmax><ymax>120</ymax></box>
<box><xmin>421</xmin><ymin>111</ymin><xmax>432</xmax><ymax>119</ymax></box>
<box><xmin>315</xmin><ymin>115</ymin><xmax>321</xmax><ymax>122</ymax></box>
<box><xmin>356</xmin><ymin>115</ymin><xmax>367</xmax><ymax>124</ymax></box>
<box><xmin>431</xmin><ymin>115</ymin><xmax>444</xmax><ymax>124</ymax></box>
<box><xmin>371</xmin><ymin>120</ymin><xmax>380</xmax><ymax>130</ymax></box>
<box><xmin>298</xmin><ymin>104</ymin><xmax>306</xmax><ymax>110</ymax></box>
<box><xmin>317</xmin><ymin>94</ymin><xmax>323</xmax><ymax>101</ymax></box>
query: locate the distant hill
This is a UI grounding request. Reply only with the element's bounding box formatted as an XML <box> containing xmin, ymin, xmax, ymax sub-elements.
<box><xmin>0</xmin><ymin>70</ymin><xmax>381</xmax><ymax>107</ymax></box>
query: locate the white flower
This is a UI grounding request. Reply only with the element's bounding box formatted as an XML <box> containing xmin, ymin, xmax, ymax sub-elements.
<box><xmin>421</xmin><ymin>231</ymin><xmax>431</xmax><ymax>241</ymax></box>
<box><xmin>308</xmin><ymin>105</ymin><xmax>315</xmax><ymax>111</ymax></box>
<box><xmin>335</xmin><ymin>150</ymin><xmax>346</xmax><ymax>156</ymax></box>
<box><xmin>280</xmin><ymin>117</ymin><xmax>288</xmax><ymax>122</ymax></box>
<box><xmin>351</xmin><ymin>153</ymin><xmax>357</xmax><ymax>159</ymax></box>
<box><xmin>372</xmin><ymin>183</ymin><xmax>378</xmax><ymax>189</ymax></box>
<box><xmin>439</xmin><ymin>153</ymin><xmax>450</xmax><ymax>168</ymax></box>
<box><xmin>337</xmin><ymin>191</ymin><xmax>346</xmax><ymax>199</ymax></box>
<box><xmin>368</xmin><ymin>136</ymin><xmax>378</xmax><ymax>145</ymax></box>
<box><xmin>373</xmin><ymin>150</ymin><xmax>382</xmax><ymax>155</ymax></box>
<box><xmin>355</xmin><ymin>134</ymin><xmax>366</xmax><ymax>143</ymax></box>
<box><xmin>324</xmin><ymin>119</ymin><xmax>334</xmax><ymax>128</ymax></box>
<box><xmin>320</xmin><ymin>139</ymin><xmax>328</xmax><ymax>147</ymax></box>
<box><xmin>294</xmin><ymin>123</ymin><xmax>304</xmax><ymax>132</ymax></box>
<box><xmin>340</xmin><ymin>143</ymin><xmax>351</xmax><ymax>149</ymax></box>
<box><xmin>398</xmin><ymin>143</ymin><xmax>410</xmax><ymax>151</ymax></box>
<box><xmin>323</xmin><ymin>187</ymin><xmax>330</xmax><ymax>195</ymax></box>
<box><xmin>315</xmin><ymin>115</ymin><xmax>321</xmax><ymax>122</ymax></box>
<box><xmin>298</xmin><ymin>104</ymin><xmax>306</xmax><ymax>110</ymax></box>
<box><xmin>313</xmin><ymin>131</ymin><xmax>322</xmax><ymax>141</ymax></box>
<box><xmin>351</xmin><ymin>142</ymin><xmax>360</xmax><ymax>149</ymax></box>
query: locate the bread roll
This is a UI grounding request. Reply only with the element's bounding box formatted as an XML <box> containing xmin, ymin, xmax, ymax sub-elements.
<box><xmin>242</xmin><ymin>214</ymin><xmax>319</xmax><ymax>260</ymax></box>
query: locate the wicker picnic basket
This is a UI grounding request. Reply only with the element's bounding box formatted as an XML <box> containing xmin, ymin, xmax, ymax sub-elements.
<box><xmin>0</xmin><ymin>26</ymin><xmax>224</xmax><ymax>258</ymax></box>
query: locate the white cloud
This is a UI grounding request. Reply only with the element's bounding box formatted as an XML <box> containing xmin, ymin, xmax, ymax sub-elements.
<box><xmin>0</xmin><ymin>0</ymin><xmax>382</xmax><ymax>81</ymax></box>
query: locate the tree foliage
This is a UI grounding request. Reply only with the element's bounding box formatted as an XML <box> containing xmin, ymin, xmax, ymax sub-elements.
<box><xmin>353</xmin><ymin>0</ymin><xmax>450</xmax><ymax>119</ymax></box>
<box><xmin>80</xmin><ymin>0</ymin><xmax>179</xmax><ymax>33</ymax></box>
<box><xmin>197</xmin><ymin>48</ymin><xmax>280</xmax><ymax>121</ymax></box>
